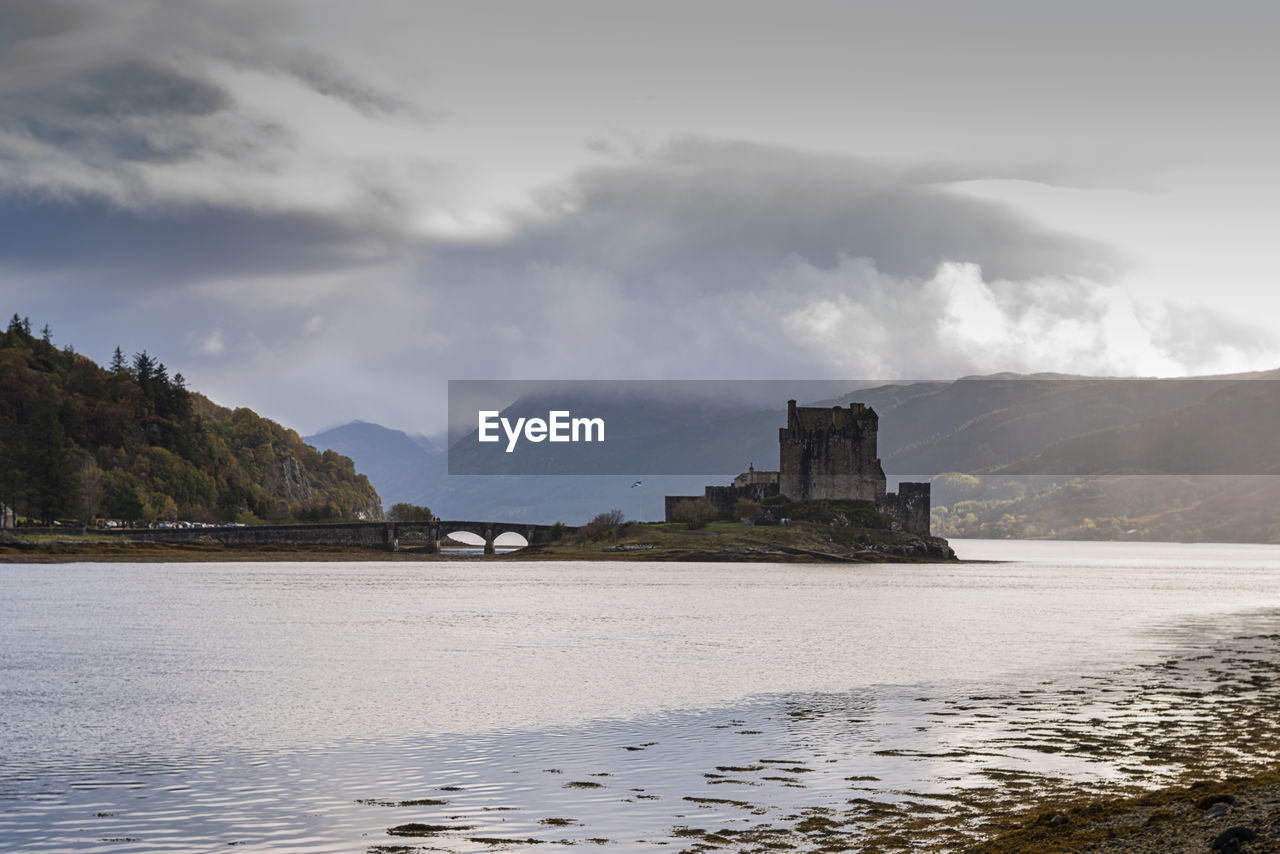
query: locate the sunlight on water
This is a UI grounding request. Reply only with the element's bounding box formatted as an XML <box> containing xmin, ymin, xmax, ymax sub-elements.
<box><xmin>3</xmin><ymin>540</ymin><xmax>1280</xmax><ymax>851</ymax></box>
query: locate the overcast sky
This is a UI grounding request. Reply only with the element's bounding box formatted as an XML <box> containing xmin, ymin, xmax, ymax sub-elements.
<box><xmin>1</xmin><ymin>0</ymin><xmax>1277</xmax><ymax>436</ymax></box>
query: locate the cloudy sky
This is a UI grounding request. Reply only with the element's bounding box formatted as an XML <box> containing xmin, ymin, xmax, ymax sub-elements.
<box><xmin>1</xmin><ymin>0</ymin><xmax>1277</xmax><ymax>435</ymax></box>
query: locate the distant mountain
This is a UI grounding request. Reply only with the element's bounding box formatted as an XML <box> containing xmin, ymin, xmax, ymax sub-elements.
<box><xmin>993</xmin><ymin>377</ymin><xmax>1280</xmax><ymax>475</ymax></box>
<box><xmin>304</xmin><ymin>420</ymin><xmax>444</xmax><ymax>512</ymax></box>
<box><xmin>406</xmin><ymin>431</ymin><xmax>445</xmax><ymax>455</ymax></box>
<box><xmin>849</xmin><ymin>376</ymin><xmax>1248</xmax><ymax>474</ymax></box>
<box><xmin>307</xmin><ymin>420</ymin><xmax>437</xmax><ymax>475</ymax></box>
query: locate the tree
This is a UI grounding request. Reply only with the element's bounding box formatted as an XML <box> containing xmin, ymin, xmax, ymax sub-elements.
<box><xmin>76</xmin><ymin>459</ymin><xmax>105</xmax><ymax>522</ymax></box>
<box><xmin>110</xmin><ymin>347</ymin><xmax>126</xmax><ymax>374</ymax></box>
<box><xmin>733</xmin><ymin>498</ymin><xmax>763</xmax><ymax>522</ymax></box>
<box><xmin>23</xmin><ymin>401</ymin><xmax>78</xmax><ymax>524</ymax></box>
<box><xmin>582</xmin><ymin>508</ymin><xmax>626</xmax><ymax>538</ymax></box>
<box><xmin>0</xmin><ymin>418</ymin><xmax>26</xmax><ymax>520</ymax></box>
<box><xmin>158</xmin><ymin>495</ymin><xmax>179</xmax><ymax>522</ymax></box>
<box><xmin>387</xmin><ymin>502</ymin><xmax>434</xmax><ymax>521</ymax></box>
<box><xmin>133</xmin><ymin>351</ymin><xmax>155</xmax><ymax>388</ymax></box>
<box><xmin>170</xmin><ymin>373</ymin><xmax>193</xmax><ymax>420</ymax></box>
<box><xmin>102</xmin><ymin>471</ymin><xmax>145</xmax><ymax>522</ymax></box>
<box><xmin>590</xmin><ymin>508</ymin><xmax>625</xmax><ymax>528</ymax></box>
<box><xmin>670</xmin><ymin>497</ymin><xmax>716</xmax><ymax>530</ymax></box>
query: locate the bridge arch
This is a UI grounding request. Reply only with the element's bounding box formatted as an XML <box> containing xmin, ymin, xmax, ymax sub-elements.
<box><xmin>493</xmin><ymin>531</ymin><xmax>529</xmax><ymax>550</ymax></box>
<box><xmin>439</xmin><ymin>530</ymin><xmax>484</xmax><ymax>549</ymax></box>
<box><xmin>377</xmin><ymin>520</ymin><xmax>570</xmax><ymax>554</ymax></box>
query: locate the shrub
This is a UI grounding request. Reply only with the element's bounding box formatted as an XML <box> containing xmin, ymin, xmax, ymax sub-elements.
<box><xmin>784</xmin><ymin>499</ymin><xmax>889</xmax><ymax>527</ymax></box>
<box><xmin>733</xmin><ymin>498</ymin><xmax>763</xmax><ymax>522</ymax></box>
<box><xmin>590</xmin><ymin>508</ymin><xmax>625</xmax><ymax>528</ymax></box>
<box><xmin>670</xmin><ymin>497</ymin><xmax>716</xmax><ymax>530</ymax></box>
<box><xmin>388</xmin><ymin>502</ymin><xmax>434</xmax><ymax>522</ymax></box>
<box><xmin>582</xmin><ymin>508</ymin><xmax>626</xmax><ymax>539</ymax></box>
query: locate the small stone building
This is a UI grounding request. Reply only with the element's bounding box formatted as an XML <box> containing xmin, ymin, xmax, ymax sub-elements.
<box><xmin>665</xmin><ymin>399</ymin><xmax>932</xmax><ymax>535</ymax></box>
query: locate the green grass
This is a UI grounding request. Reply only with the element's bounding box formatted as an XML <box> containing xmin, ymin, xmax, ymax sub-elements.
<box><xmin>2</xmin><ymin>530</ymin><xmax>123</xmax><ymax>544</ymax></box>
<box><xmin>533</xmin><ymin>515</ymin><xmax>936</xmax><ymax>561</ymax></box>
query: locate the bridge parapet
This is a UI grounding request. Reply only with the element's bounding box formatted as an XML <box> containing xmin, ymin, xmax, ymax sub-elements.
<box><xmin>115</xmin><ymin>520</ymin><xmax>571</xmax><ymax>553</ymax></box>
<box><xmin>408</xmin><ymin>521</ymin><xmax>565</xmax><ymax>553</ymax></box>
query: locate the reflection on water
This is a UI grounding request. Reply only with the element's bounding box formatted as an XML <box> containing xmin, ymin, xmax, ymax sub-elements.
<box><xmin>5</xmin><ymin>620</ymin><xmax>1280</xmax><ymax>853</ymax></box>
<box><xmin>3</xmin><ymin>541</ymin><xmax>1280</xmax><ymax>852</ymax></box>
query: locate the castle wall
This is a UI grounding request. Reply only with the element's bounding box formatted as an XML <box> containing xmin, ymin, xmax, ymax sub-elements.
<box><xmin>664</xmin><ymin>495</ymin><xmax>703</xmax><ymax>520</ymax></box>
<box><xmin>665</xmin><ymin>480</ymin><xmax>780</xmax><ymax>521</ymax></box>
<box><xmin>878</xmin><ymin>482</ymin><xmax>931</xmax><ymax>535</ymax></box>
<box><xmin>704</xmin><ymin>482</ymin><xmax>780</xmax><ymax>518</ymax></box>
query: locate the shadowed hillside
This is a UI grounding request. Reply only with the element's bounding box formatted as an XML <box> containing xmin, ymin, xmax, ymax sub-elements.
<box><xmin>0</xmin><ymin>316</ymin><xmax>381</xmax><ymax>525</ymax></box>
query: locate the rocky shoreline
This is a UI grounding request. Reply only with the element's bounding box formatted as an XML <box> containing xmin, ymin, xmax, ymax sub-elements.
<box><xmin>965</xmin><ymin>773</ymin><xmax>1280</xmax><ymax>853</ymax></box>
<box><xmin>518</xmin><ymin>535</ymin><xmax>956</xmax><ymax>563</ymax></box>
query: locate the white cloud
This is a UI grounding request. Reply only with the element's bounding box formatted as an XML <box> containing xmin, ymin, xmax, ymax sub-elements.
<box><xmin>199</xmin><ymin>329</ymin><xmax>224</xmax><ymax>355</ymax></box>
<box><xmin>778</xmin><ymin>259</ymin><xmax>1270</xmax><ymax>380</ymax></box>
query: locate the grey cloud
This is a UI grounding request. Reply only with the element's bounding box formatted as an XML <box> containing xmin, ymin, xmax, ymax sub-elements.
<box><xmin>1151</xmin><ymin>303</ymin><xmax>1277</xmax><ymax>369</ymax></box>
<box><xmin>0</xmin><ymin>0</ymin><xmax>84</xmax><ymax>55</ymax></box>
<box><xmin>440</xmin><ymin>139</ymin><xmax>1125</xmax><ymax>290</ymax></box>
<box><xmin>284</xmin><ymin>50</ymin><xmax>416</xmax><ymax>117</ymax></box>
<box><xmin>0</xmin><ymin>0</ymin><xmax>447</xmax><ymax>221</ymax></box>
<box><xmin>0</xmin><ymin>62</ymin><xmax>228</xmax><ymax>166</ymax></box>
<box><xmin>0</xmin><ymin>197</ymin><xmax>392</xmax><ymax>287</ymax></box>
<box><xmin>60</xmin><ymin>62</ymin><xmax>228</xmax><ymax>119</ymax></box>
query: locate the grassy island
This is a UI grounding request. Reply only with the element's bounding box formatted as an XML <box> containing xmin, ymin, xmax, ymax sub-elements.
<box><xmin>525</xmin><ymin>500</ymin><xmax>956</xmax><ymax>563</ymax></box>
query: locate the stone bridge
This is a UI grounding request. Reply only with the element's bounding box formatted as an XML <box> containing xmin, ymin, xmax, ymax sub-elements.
<box><xmin>125</xmin><ymin>520</ymin><xmax>568</xmax><ymax>554</ymax></box>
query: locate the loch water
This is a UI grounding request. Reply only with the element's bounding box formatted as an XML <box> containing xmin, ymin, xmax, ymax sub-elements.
<box><xmin>3</xmin><ymin>540</ymin><xmax>1280</xmax><ymax>852</ymax></box>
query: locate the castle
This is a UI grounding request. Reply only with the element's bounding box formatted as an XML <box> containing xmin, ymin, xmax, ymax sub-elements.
<box><xmin>664</xmin><ymin>399</ymin><xmax>932</xmax><ymax>535</ymax></box>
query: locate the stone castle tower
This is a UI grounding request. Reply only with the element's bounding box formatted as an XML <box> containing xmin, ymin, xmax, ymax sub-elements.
<box><xmin>779</xmin><ymin>399</ymin><xmax>886</xmax><ymax>502</ymax></box>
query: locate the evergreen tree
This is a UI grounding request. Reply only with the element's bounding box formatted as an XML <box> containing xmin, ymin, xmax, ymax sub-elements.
<box><xmin>133</xmin><ymin>351</ymin><xmax>154</xmax><ymax>386</ymax></box>
<box><xmin>154</xmin><ymin>362</ymin><xmax>170</xmax><ymax>413</ymax></box>
<box><xmin>110</xmin><ymin>347</ymin><xmax>126</xmax><ymax>374</ymax></box>
<box><xmin>40</xmin><ymin>323</ymin><xmax>52</xmax><ymax>345</ymax></box>
<box><xmin>0</xmin><ymin>419</ymin><xmax>26</xmax><ymax>522</ymax></box>
<box><xmin>7</xmin><ymin>314</ymin><xmax>22</xmax><ymax>335</ymax></box>
<box><xmin>171</xmin><ymin>373</ymin><xmax>193</xmax><ymax>419</ymax></box>
<box><xmin>23</xmin><ymin>401</ymin><xmax>78</xmax><ymax>524</ymax></box>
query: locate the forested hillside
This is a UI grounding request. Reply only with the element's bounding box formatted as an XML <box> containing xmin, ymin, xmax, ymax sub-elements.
<box><xmin>0</xmin><ymin>316</ymin><xmax>381</xmax><ymax>525</ymax></box>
